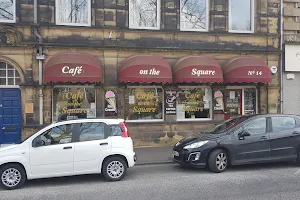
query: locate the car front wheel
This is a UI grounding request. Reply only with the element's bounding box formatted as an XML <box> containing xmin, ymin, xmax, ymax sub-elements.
<box><xmin>0</xmin><ymin>164</ymin><xmax>26</xmax><ymax>190</ymax></box>
<box><xmin>208</xmin><ymin>149</ymin><xmax>228</xmax><ymax>173</ymax></box>
<box><xmin>102</xmin><ymin>157</ymin><xmax>127</xmax><ymax>181</ymax></box>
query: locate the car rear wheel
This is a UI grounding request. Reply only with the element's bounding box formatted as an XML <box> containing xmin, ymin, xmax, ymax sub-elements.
<box><xmin>0</xmin><ymin>164</ymin><xmax>26</xmax><ymax>190</ymax></box>
<box><xmin>208</xmin><ymin>149</ymin><xmax>228</xmax><ymax>173</ymax></box>
<box><xmin>102</xmin><ymin>157</ymin><xmax>127</xmax><ymax>181</ymax></box>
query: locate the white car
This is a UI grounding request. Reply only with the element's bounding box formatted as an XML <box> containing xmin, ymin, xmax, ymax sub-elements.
<box><xmin>0</xmin><ymin>118</ymin><xmax>136</xmax><ymax>190</ymax></box>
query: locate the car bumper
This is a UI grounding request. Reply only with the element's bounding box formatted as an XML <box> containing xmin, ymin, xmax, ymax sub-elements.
<box><xmin>126</xmin><ymin>151</ymin><xmax>136</xmax><ymax>168</ymax></box>
<box><xmin>172</xmin><ymin>149</ymin><xmax>207</xmax><ymax>168</ymax></box>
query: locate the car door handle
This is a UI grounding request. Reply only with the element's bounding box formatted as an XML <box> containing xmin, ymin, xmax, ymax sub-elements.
<box><xmin>63</xmin><ymin>146</ymin><xmax>72</xmax><ymax>149</ymax></box>
<box><xmin>260</xmin><ymin>136</ymin><xmax>268</xmax><ymax>140</ymax></box>
<box><xmin>293</xmin><ymin>131</ymin><xmax>300</xmax><ymax>135</ymax></box>
<box><xmin>100</xmin><ymin>143</ymin><xmax>108</xmax><ymax>146</ymax></box>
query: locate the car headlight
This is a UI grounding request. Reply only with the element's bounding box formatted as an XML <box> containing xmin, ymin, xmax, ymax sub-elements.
<box><xmin>183</xmin><ymin>141</ymin><xmax>209</xmax><ymax>149</ymax></box>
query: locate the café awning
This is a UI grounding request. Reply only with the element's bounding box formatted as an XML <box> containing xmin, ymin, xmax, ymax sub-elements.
<box><xmin>44</xmin><ymin>52</ymin><xmax>103</xmax><ymax>83</ymax></box>
<box><xmin>119</xmin><ymin>55</ymin><xmax>173</xmax><ymax>83</ymax></box>
<box><xmin>173</xmin><ymin>55</ymin><xmax>223</xmax><ymax>83</ymax></box>
<box><xmin>223</xmin><ymin>56</ymin><xmax>272</xmax><ymax>83</ymax></box>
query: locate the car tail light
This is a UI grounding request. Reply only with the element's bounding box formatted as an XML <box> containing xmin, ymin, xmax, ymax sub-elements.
<box><xmin>120</xmin><ymin>122</ymin><xmax>129</xmax><ymax>137</ymax></box>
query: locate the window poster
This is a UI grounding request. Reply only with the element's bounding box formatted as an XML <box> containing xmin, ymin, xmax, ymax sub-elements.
<box><xmin>104</xmin><ymin>90</ymin><xmax>118</xmax><ymax>117</ymax></box>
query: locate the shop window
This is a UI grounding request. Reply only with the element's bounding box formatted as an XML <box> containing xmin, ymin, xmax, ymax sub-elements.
<box><xmin>244</xmin><ymin>88</ymin><xmax>256</xmax><ymax>115</ymax></box>
<box><xmin>52</xmin><ymin>87</ymin><xmax>96</xmax><ymax>122</ymax></box>
<box><xmin>224</xmin><ymin>88</ymin><xmax>257</xmax><ymax>119</ymax></box>
<box><xmin>228</xmin><ymin>0</ymin><xmax>254</xmax><ymax>33</ymax></box>
<box><xmin>0</xmin><ymin>61</ymin><xmax>21</xmax><ymax>85</ymax></box>
<box><xmin>180</xmin><ymin>0</ymin><xmax>209</xmax><ymax>31</ymax></box>
<box><xmin>129</xmin><ymin>0</ymin><xmax>160</xmax><ymax>30</ymax></box>
<box><xmin>0</xmin><ymin>0</ymin><xmax>16</xmax><ymax>23</ymax></box>
<box><xmin>55</xmin><ymin>0</ymin><xmax>91</xmax><ymax>26</ymax></box>
<box><xmin>125</xmin><ymin>87</ymin><xmax>163</xmax><ymax>121</ymax></box>
<box><xmin>176</xmin><ymin>88</ymin><xmax>212</xmax><ymax>120</ymax></box>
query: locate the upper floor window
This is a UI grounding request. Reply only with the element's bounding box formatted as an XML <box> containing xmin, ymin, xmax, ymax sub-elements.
<box><xmin>180</xmin><ymin>0</ymin><xmax>209</xmax><ymax>31</ymax></box>
<box><xmin>228</xmin><ymin>0</ymin><xmax>254</xmax><ymax>33</ymax></box>
<box><xmin>0</xmin><ymin>0</ymin><xmax>16</xmax><ymax>23</ymax></box>
<box><xmin>55</xmin><ymin>0</ymin><xmax>91</xmax><ymax>26</ymax></box>
<box><xmin>129</xmin><ymin>0</ymin><xmax>160</xmax><ymax>30</ymax></box>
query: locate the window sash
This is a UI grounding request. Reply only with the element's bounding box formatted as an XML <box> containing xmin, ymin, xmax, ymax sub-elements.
<box><xmin>180</xmin><ymin>0</ymin><xmax>209</xmax><ymax>32</ymax></box>
<box><xmin>0</xmin><ymin>0</ymin><xmax>16</xmax><ymax>23</ymax></box>
<box><xmin>55</xmin><ymin>0</ymin><xmax>91</xmax><ymax>26</ymax></box>
<box><xmin>228</xmin><ymin>0</ymin><xmax>254</xmax><ymax>33</ymax></box>
<box><xmin>129</xmin><ymin>0</ymin><xmax>161</xmax><ymax>30</ymax></box>
<box><xmin>0</xmin><ymin>62</ymin><xmax>20</xmax><ymax>85</ymax></box>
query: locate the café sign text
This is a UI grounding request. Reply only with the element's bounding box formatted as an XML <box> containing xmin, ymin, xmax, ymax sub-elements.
<box><xmin>62</xmin><ymin>66</ymin><xmax>83</xmax><ymax>76</ymax></box>
<box><xmin>191</xmin><ymin>68</ymin><xmax>216</xmax><ymax>76</ymax></box>
<box><xmin>139</xmin><ymin>68</ymin><xmax>160</xmax><ymax>75</ymax></box>
<box><xmin>248</xmin><ymin>70</ymin><xmax>262</xmax><ymax>76</ymax></box>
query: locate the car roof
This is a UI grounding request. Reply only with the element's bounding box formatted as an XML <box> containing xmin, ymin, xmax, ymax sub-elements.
<box><xmin>52</xmin><ymin>118</ymin><xmax>124</xmax><ymax>125</ymax></box>
<box><xmin>233</xmin><ymin>114</ymin><xmax>299</xmax><ymax>119</ymax></box>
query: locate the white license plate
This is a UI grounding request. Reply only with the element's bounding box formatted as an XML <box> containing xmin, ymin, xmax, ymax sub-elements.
<box><xmin>172</xmin><ymin>150</ymin><xmax>179</xmax><ymax>157</ymax></box>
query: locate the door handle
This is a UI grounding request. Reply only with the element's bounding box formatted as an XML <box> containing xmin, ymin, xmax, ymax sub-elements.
<box><xmin>260</xmin><ymin>136</ymin><xmax>268</xmax><ymax>140</ymax></box>
<box><xmin>100</xmin><ymin>143</ymin><xmax>108</xmax><ymax>146</ymax></box>
<box><xmin>63</xmin><ymin>146</ymin><xmax>72</xmax><ymax>149</ymax></box>
<box><xmin>293</xmin><ymin>131</ymin><xmax>300</xmax><ymax>135</ymax></box>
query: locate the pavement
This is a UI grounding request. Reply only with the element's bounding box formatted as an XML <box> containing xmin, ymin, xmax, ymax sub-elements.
<box><xmin>2</xmin><ymin>162</ymin><xmax>300</xmax><ymax>199</ymax></box>
<box><xmin>134</xmin><ymin>146</ymin><xmax>173</xmax><ymax>165</ymax></box>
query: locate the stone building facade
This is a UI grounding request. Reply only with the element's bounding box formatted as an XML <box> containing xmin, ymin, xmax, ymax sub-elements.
<box><xmin>0</xmin><ymin>0</ymin><xmax>281</xmax><ymax>147</ymax></box>
<box><xmin>282</xmin><ymin>0</ymin><xmax>300</xmax><ymax>115</ymax></box>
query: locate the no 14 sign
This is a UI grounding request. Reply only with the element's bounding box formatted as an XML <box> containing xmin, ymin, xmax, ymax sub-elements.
<box><xmin>248</xmin><ymin>70</ymin><xmax>262</xmax><ymax>76</ymax></box>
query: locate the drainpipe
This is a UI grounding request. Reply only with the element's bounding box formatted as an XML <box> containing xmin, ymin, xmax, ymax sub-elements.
<box><xmin>280</xmin><ymin>0</ymin><xmax>283</xmax><ymax>113</ymax></box>
<box><xmin>33</xmin><ymin>0</ymin><xmax>45</xmax><ymax>125</ymax></box>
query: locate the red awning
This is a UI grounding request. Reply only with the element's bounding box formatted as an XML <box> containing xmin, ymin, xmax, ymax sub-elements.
<box><xmin>119</xmin><ymin>55</ymin><xmax>172</xmax><ymax>83</ymax></box>
<box><xmin>173</xmin><ymin>55</ymin><xmax>223</xmax><ymax>83</ymax></box>
<box><xmin>223</xmin><ymin>56</ymin><xmax>272</xmax><ymax>83</ymax></box>
<box><xmin>44</xmin><ymin>52</ymin><xmax>103</xmax><ymax>83</ymax></box>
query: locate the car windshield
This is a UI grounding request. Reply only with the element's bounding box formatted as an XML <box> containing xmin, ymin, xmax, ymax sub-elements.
<box><xmin>205</xmin><ymin>116</ymin><xmax>251</xmax><ymax>134</ymax></box>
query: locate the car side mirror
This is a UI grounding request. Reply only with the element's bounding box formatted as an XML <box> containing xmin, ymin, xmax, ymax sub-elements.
<box><xmin>32</xmin><ymin>136</ymin><xmax>44</xmax><ymax>147</ymax></box>
<box><xmin>238</xmin><ymin>131</ymin><xmax>251</xmax><ymax>140</ymax></box>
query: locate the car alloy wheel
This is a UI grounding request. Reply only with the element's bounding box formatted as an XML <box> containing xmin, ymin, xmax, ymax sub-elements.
<box><xmin>1</xmin><ymin>168</ymin><xmax>22</xmax><ymax>188</ymax></box>
<box><xmin>102</xmin><ymin>156</ymin><xmax>127</xmax><ymax>181</ymax></box>
<box><xmin>208</xmin><ymin>149</ymin><xmax>228</xmax><ymax>173</ymax></box>
<box><xmin>106</xmin><ymin>160</ymin><xmax>124</xmax><ymax>179</ymax></box>
<box><xmin>216</xmin><ymin>153</ymin><xmax>227</xmax><ymax>171</ymax></box>
<box><xmin>0</xmin><ymin>164</ymin><xmax>26</xmax><ymax>190</ymax></box>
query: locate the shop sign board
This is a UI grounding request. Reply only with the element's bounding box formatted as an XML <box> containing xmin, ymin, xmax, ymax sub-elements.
<box><xmin>165</xmin><ymin>90</ymin><xmax>177</xmax><ymax>115</ymax></box>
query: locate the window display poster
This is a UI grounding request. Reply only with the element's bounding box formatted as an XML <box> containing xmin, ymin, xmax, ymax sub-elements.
<box><xmin>53</xmin><ymin>87</ymin><xmax>96</xmax><ymax>121</ymax></box>
<box><xmin>213</xmin><ymin>90</ymin><xmax>224</xmax><ymax>111</ymax></box>
<box><xmin>105</xmin><ymin>90</ymin><xmax>118</xmax><ymax>117</ymax></box>
<box><xmin>125</xmin><ymin>88</ymin><xmax>163</xmax><ymax>120</ymax></box>
<box><xmin>165</xmin><ymin>90</ymin><xmax>177</xmax><ymax>115</ymax></box>
<box><xmin>176</xmin><ymin>88</ymin><xmax>210</xmax><ymax>119</ymax></box>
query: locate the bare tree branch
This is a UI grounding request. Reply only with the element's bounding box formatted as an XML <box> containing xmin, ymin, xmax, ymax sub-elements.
<box><xmin>180</xmin><ymin>0</ymin><xmax>207</xmax><ymax>30</ymax></box>
<box><xmin>0</xmin><ymin>0</ymin><xmax>14</xmax><ymax>20</ymax></box>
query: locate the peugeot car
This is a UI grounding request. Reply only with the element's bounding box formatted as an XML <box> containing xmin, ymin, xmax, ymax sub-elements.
<box><xmin>172</xmin><ymin>114</ymin><xmax>300</xmax><ymax>173</ymax></box>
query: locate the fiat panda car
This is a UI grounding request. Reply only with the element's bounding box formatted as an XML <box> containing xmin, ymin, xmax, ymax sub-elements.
<box><xmin>0</xmin><ymin>118</ymin><xmax>136</xmax><ymax>190</ymax></box>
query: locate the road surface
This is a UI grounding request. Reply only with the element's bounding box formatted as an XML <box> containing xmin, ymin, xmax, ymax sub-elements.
<box><xmin>2</xmin><ymin>162</ymin><xmax>300</xmax><ymax>200</ymax></box>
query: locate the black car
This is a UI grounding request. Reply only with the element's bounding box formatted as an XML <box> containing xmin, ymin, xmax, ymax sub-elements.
<box><xmin>172</xmin><ymin>114</ymin><xmax>300</xmax><ymax>173</ymax></box>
